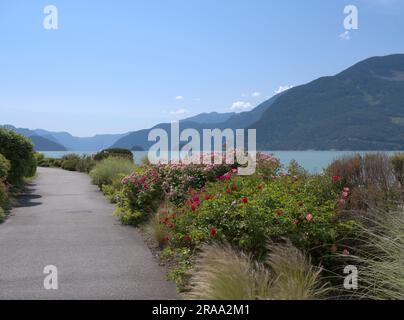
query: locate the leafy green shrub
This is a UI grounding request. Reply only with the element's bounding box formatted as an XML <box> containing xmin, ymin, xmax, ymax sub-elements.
<box><xmin>0</xmin><ymin>207</ymin><xmax>5</xmax><ymax>223</ymax></box>
<box><xmin>167</xmin><ymin>173</ymin><xmax>355</xmax><ymax>255</ymax></box>
<box><xmin>0</xmin><ymin>153</ymin><xmax>11</xmax><ymax>181</ymax></box>
<box><xmin>94</xmin><ymin>148</ymin><xmax>134</xmax><ymax>162</ymax></box>
<box><xmin>0</xmin><ymin>180</ymin><xmax>9</xmax><ymax>208</ymax></box>
<box><xmin>61</xmin><ymin>154</ymin><xmax>80</xmax><ymax>171</ymax></box>
<box><xmin>0</xmin><ymin>128</ymin><xmax>36</xmax><ymax>185</ymax></box>
<box><xmin>90</xmin><ymin>157</ymin><xmax>136</xmax><ymax>188</ymax></box>
<box><xmin>75</xmin><ymin>155</ymin><xmax>96</xmax><ymax>173</ymax></box>
<box><xmin>115</xmin><ymin>167</ymin><xmax>163</xmax><ymax>225</ymax></box>
<box><xmin>186</xmin><ymin>242</ymin><xmax>327</xmax><ymax>300</ymax></box>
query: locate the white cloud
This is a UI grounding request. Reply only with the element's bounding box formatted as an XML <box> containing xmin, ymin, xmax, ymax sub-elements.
<box><xmin>252</xmin><ymin>92</ymin><xmax>261</xmax><ymax>97</ymax></box>
<box><xmin>230</xmin><ymin>101</ymin><xmax>252</xmax><ymax>112</ymax></box>
<box><xmin>175</xmin><ymin>95</ymin><xmax>184</xmax><ymax>100</ymax></box>
<box><xmin>339</xmin><ymin>31</ymin><xmax>351</xmax><ymax>40</ymax></box>
<box><xmin>170</xmin><ymin>108</ymin><xmax>189</xmax><ymax>115</ymax></box>
<box><xmin>275</xmin><ymin>85</ymin><xmax>294</xmax><ymax>94</ymax></box>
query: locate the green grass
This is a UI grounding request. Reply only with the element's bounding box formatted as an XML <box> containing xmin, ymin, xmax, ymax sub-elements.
<box><xmin>90</xmin><ymin>157</ymin><xmax>136</xmax><ymax>187</ymax></box>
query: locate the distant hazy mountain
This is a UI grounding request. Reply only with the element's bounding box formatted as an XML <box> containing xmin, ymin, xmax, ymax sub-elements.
<box><xmin>29</xmin><ymin>135</ymin><xmax>67</xmax><ymax>151</ymax></box>
<box><xmin>1</xmin><ymin>125</ymin><xmax>129</xmax><ymax>151</ymax></box>
<box><xmin>252</xmin><ymin>54</ymin><xmax>404</xmax><ymax>150</ymax></box>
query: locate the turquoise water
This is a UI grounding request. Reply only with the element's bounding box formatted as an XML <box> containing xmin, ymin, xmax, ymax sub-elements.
<box><xmin>40</xmin><ymin>151</ymin><xmax>403</xmax><ymax>174</ymax></box>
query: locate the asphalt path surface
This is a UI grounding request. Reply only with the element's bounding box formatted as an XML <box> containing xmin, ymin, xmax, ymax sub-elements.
<box><xmin>0</xmin><ymin>167</ymin><xmax>177</xmax><ymax>299</ymax></box>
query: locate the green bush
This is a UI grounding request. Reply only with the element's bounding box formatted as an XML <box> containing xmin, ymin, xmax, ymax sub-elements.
<box><xmin>0</xmin><ymin>128</ymin><xmax>37</xmax><ymax>185</ymax></box>
<box><xmin>94</xmin><ymin>148</ymin><xmax>133</xmax><ymax>162</ymax></box>
<box><xmin>166</xmin><ymin>173</ymin><xmax>356</xmax><ymax>256</ymax></box>
<box><xmin>0</xmin><ymin>180</ymin><xmax>9</xmax><ymax>208</ymax></box>
<box><xmin>75</xmin><ymin>155</ymin><xmax>96</xmax><ymax>173</ymax></box>
<box><xmin>61</xmin><ymin>154</ymin><xmax>80</xmax><ymax>171</ymax></box>
<box><xmin>0</xmin><ymin>153</ymin><xmax>11</xmax><ymax>181</ymax></box>
<box><xmin>0</xmin><ymin>207</ymin><xmax>5</xmax><ymax>223</ymax></box>
<box><xmin>90</xmin><ymin>157</ymin><xmax>136</xmax><ymax>188</ymax></box>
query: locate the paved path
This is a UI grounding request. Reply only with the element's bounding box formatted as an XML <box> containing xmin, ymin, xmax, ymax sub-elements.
<box><xmin>0</xmin><ymin>168</ymin><xmax>177</xmax><ymax>300</ymax></box>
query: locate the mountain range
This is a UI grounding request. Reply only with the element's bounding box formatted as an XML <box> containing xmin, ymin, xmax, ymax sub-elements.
<box><xmin>3</xmin><ymin>54</ymin><xmax>404</xmax><ymax>151</ymax></box>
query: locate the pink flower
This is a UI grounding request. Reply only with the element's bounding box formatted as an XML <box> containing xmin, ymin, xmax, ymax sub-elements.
<box><xmin>343</xmin><ymin>187</ymin><xmax>350</xmax><ymax>192</ymax></box>
<box><xmin>342</xmin><ymin>249</ymin><xmax>350</xmax><ymax>256</ymax></box>
<box><xmin>306</xmin><ymin>213</ymin><xmax>313</xmax><ymax>221</ymax></box>
<box><xmin>293</xmin><ymin>219</ymin><xmax>300</xmax><ymax>225</ymax></box>
<box><xmin>342</xmin><ymin>192</ymin><xmax>349</xmax><ymax>199</ymax></box>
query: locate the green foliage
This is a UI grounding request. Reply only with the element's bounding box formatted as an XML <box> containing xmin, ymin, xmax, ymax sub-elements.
<box><xmin>75</xmin><ymin>155</ymin><xmax>96</xmax><ymax>173</ymax></box>
<box><xmin>61</xmin><ymin>154</ymin><xmax>81</xmax><ymax>171</ymax></box>
<box><xmin>168</xmin><ymin>173</ymin><xmax>355</xmax><ymax>256</ymax></box>
<box><xmin>94</xmin><ymin>148</ymin><xmax>133</xmax><ymax>162</ymax></box>
<box><xmin>0</xmin><ymin>180</ymin><xmax>9</xmax><ymax>208</ymax></box>
<box><xmin>0</xmin><ymin>207</ymin><xmax>5</xmax><ymax>223</ymax></box>
<box><xmin>115</xmin><ymin>167</ymin><xmax>163</xmax><ymax>225</ymax></box>
<box><xmin>0</xmin><ymin>128</ymin><xmax>37</xmax><ymax>185</ymax></box>
<box><xmin>90</xmin><ymin>157</ymin><xmax>136</xmax><ymax>188</ymax></box>
<box><xmin>0</xmin><ymin>153</ymin><xmax>11</xmax><ymax>181</ymax></box>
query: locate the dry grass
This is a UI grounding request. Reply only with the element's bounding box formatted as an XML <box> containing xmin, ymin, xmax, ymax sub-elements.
<box><xmin>145</xmin><ymin>213</ymin><xmax>167</xmax><ymax>247</ymax></box>
<box><xmin>186</xmin><ymin>242</ymin><xmax>327</xmax><ymax>300</ymax></box>
<box><xmin>347</xmin><ymin>207</ymin><xmax>404</xmax><ymax>300</ymax></box>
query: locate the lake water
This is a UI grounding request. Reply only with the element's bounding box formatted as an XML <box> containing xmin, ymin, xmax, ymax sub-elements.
<box><xmin>40</xmin><ymin>151</ymin><xmax>403</xmax><ymax>174</ymax></box>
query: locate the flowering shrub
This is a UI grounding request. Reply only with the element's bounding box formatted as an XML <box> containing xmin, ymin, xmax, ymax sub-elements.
<box><xmin>161</xmin><ymin>172</ymin><xmax>356</xmax><ymax>255</ymax></box>
<box><xmin>114</xmin><ymin>167</ymin><xmax>163</xmax><ymax>225</ymax></box>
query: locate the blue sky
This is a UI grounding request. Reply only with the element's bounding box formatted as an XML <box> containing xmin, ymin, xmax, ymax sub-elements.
<box><xmin>1</xmin><ymin>0</ymin><xmax>404</xmax><ymax>136</ymax></box>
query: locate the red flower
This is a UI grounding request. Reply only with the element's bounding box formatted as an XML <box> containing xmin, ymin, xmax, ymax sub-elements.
<box><xmin>242</xmin><ymin>197</ymin><xmax>248</xmax><ymax>204</ymax></box>
<box><xmin>226</xmin><ymin>189</ymin><xmax>231</xmax><ymax>194</ymax></box>
<box><xmin>165</xmin><ymin>235</ymin><xmax>170</xmax><ymax>241</ymax></box>
<box><xmin>239</xmin><ymin>205</ymin><xmax>243</xmax><ymax>209</ymax></box>
<box><xmin>184</xmin><ymin>235</ymin><xmax>191</xmax><ymax>242</ymax></box>
<box><xmin>332</xmin><ymin>176</ymin><xmax>341</xmax><ymax>183</ymax></box>
<box><xmin>171</xmin><ymin>214</ymin><xmax>175</xmax><ymax>220</ymax></box>
<box><xmin>293</xmin><ymin>219</ymin><xmax>300</xmax><ymax>225</ymax></box>
<box><xmin>191</xmin><ymin>204</ymin><xmax>197</xmax><ymax>212</ymax></box>
<box><xmin>163</xmin><ymin>217</ymin><xmax>169</xmax><ymax>224</ymax></box>
<box><xmin>205</xmin><ymin>195</ymin><xmax>210</xmax><ymax>201</ymax></box>
<box><xmin>210</xmin><ymin>228</ymin><xmax>217</xmax><ymax>236</ymax></box>
<box><xmin>169</xmin><ymin>222</ymin><xmax>174</xmax><ymax>229</ymax></box>
<box><xmin>232</xmin><ymin>186</ymin><xmax>237</xmax><ymax>191</ymax></box>
<box><xmin>276</xmin><ymin>210</ymin><xmax>283</xmax><ymax>217</ymax></box>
